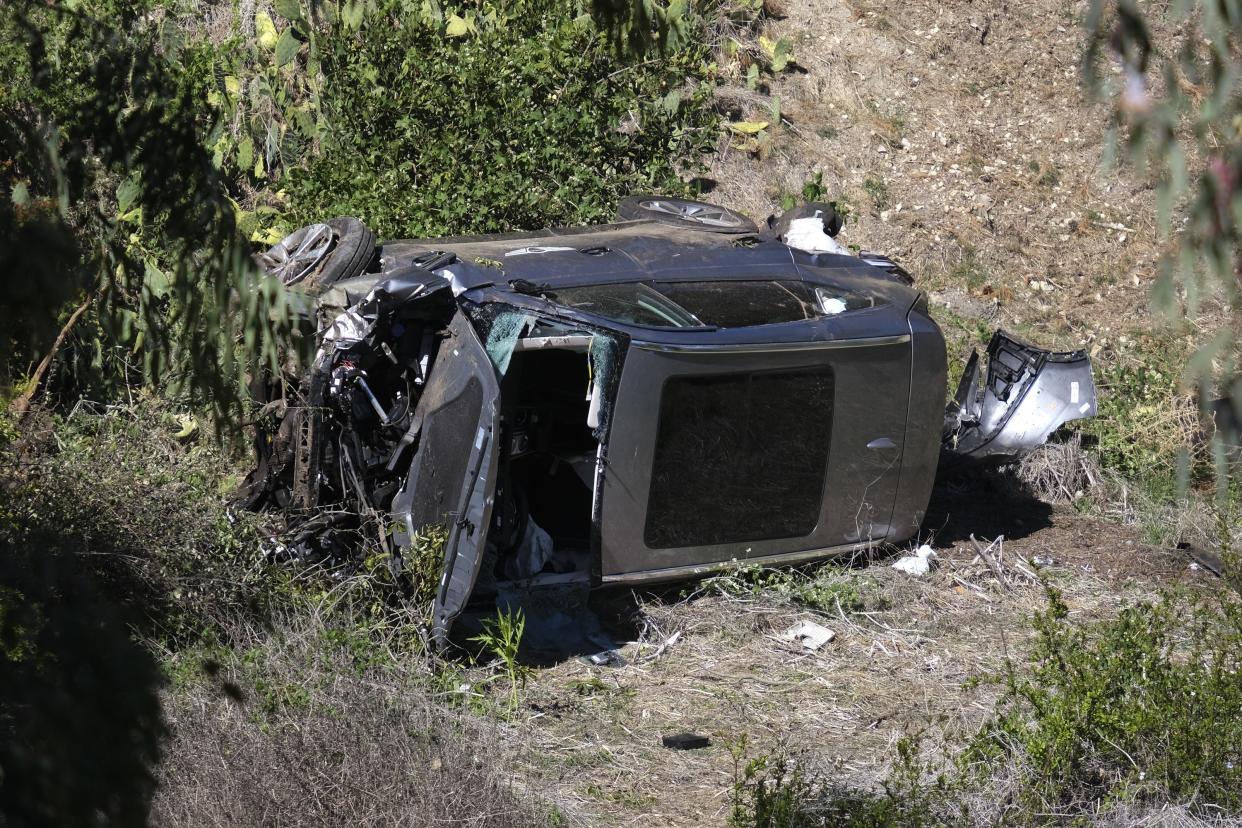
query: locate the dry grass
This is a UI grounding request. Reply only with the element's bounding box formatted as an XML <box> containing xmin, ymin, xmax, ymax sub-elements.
<box><xmin>506</xmin><ymin>513</ymin><xmax>1206</xmax><ymax>825</ymax></box>
<box><xmin>1015</xmin><ymin>433</ymin><xmax>1102</xmax><ymax>505</ymax></box>
<box><xmin>152</xmin><ymin>611</ymin><xmax>558</xmax><ymax>828</ymax></box>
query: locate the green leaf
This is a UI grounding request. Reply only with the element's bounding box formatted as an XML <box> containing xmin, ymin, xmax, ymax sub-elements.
<box><xmin>660</xmin><ymin>90</ymin><xmax>681</xmax><ymax>116</ymax></box>
<box><xmin>237</xmin><ymin>136</ymin><xmax>254</xmax><ymax>172</ymax></box>
<box><xmin>746</xmin><ymin>62</ymin><xmax>759</xmax><ymax>90</ymax></box>
<box><xmin>11</xmin><ymin>181</ymin><xmax>29</xmax><ymax>206</ymax></box>
<box><xmin>342</xmin><ymin>0</ymin><xmax>366</xmax><ymax>30</ymax></box>
<box><xmin>144</xmin><ymin>259</ymin><xmax>170</xmax><ymax>298</ymax></box>
<box><xmin>116</xmin><ymin>175</ymin><xmax>141</xmax><ymax>213</ymax></box>
<box><xmin>728</xmin><ymin>120</ymin><xmax>769</xmax><ymax>134</ymax></box>
<box><xmin>275</xmin><ymin>26</ymin><xmax>301</xmax><ymax>67</ymax></box>
<box><xmin>445</xmin><ymin>13</ymin><xmax>469</xmax><ymax>37</ymax></box>
<box><xmin>274</xmin><ymin>0</ymin><xmax>303</xmax><ymax>21</ymax></box>
<box><xmin>771</xmin><ymin>38</ymin><xmax>793</xmax><ymax>72</ymax></box>
<box><xmin>256</xmin><ymin>12</ymin><xmax>278</xmax><ymax>49</ymax></box>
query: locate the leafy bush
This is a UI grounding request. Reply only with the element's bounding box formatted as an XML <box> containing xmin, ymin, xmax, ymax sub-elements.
<box><xmin>284</xmin><ymin>0</ymin><xmax>718</xmax><ymax>239</ymax></box>
<box><xmin>728</xmin><ymin>737</ymin><xmax>950</xmax><ymax>828</ymax></box>
<box><xmin>1</xmin><ymin>0</ymin><xmax>293</xmax><ymax>418</ymax></box>
<box><xmin>966</xmin><ymin>585</ymin><xmax>1242</xmax><ymax>816</ymax></box>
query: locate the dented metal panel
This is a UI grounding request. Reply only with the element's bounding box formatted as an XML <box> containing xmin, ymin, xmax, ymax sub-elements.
<box><xmin>946</xmin><ymin>330</ymin><xmax>1098</xmax><ymax>459</ymax></box>
<box><xmin>389</xmin><ymin>311</ymin><xmax>501</xmax><ymax>645</ymax></box>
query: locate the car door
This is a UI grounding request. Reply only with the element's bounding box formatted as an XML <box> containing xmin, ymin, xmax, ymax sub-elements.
<box><xmin>389</xmin><ymin>311</ymin><xmax>500</xmax><ymax>645</ymax></box>
<box><xmin>598</xmin><ymin>328</ymin><xmax>913</xmax><ymax>579</ymax></box>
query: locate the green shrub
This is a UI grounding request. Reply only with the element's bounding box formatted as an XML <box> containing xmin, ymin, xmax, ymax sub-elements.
<box><xmin>728</xmin><ymin>737</ymin><xmax>950</xmax><ymax>828</ymax></box>
<box><xmin>966</xmin><ymin>585</ymin><xmax>1242</xmax><ymax>816</ymax></box>
<box><xmin>285</xmin><ymin>0</ymin><xmax>718</xmax><ymax>238</ymax></box>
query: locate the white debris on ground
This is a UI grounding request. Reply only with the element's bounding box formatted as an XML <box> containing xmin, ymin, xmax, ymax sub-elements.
<box><xmin>891</xmin><ymin>543</ymin><xmax>937</xmax><ymax>576</ymax></box>
<box><xmin>780</xmin><ymin>619</ymin><xmax>836</xmax><ymax>650</ymax></box>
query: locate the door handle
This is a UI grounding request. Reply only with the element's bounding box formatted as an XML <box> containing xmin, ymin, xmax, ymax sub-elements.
<box><xmin>866</xmin><ymin>437</ymin><xmax>898</xmax><ymax>450</ymax></box>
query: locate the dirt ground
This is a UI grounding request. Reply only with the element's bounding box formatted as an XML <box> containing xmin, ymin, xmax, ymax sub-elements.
<box><xmin>496</xmin><ymin>1</ymin><xmax>1219</xmax><ymax>823</ymax></box>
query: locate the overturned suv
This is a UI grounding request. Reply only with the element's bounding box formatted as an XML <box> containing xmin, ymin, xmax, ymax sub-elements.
<box><xmin>242</xmin><ymin>197</ymin><xmax>1097</xmax><ymax>645</ymax></box>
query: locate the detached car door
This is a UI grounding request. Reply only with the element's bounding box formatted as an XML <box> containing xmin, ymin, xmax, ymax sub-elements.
<box><xmin>389</xmin><ymin>311</ymin><xmax>500</xmax><ymax>645</ymax></box>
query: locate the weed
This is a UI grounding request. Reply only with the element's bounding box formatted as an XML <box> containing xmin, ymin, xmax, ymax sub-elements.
<box><xmin>949</xmin><ymin>247</ymin><xmax>989</xmax><ymax>292</ymax></box>
<box><xmin>471</xmin><ymin>607</ymin><xmax>533</xmax><ymax>716</ymax></box>
<box><xmin>1036</xmin><ymin>165</ymin><xmax>1060</xmax><ymax>187</ymax></box>
<box><xmin>862</xmin><ymin>175</ymin><xmax>889</xmax><ymax>210</ymax></box>
<box><xmin>779</xmin><ymin>171</ymin><xmax>828</xmax><ymax>211</ymax></box>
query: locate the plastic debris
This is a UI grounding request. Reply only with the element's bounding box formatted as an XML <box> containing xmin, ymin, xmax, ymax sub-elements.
<box><xmin>783</xmin><ymin>215</ymin><xmax>851</xmax><ymax>256</ymax></box>
<box><xmin>580</xmin><ymin>650</ymin><xmax>627</xmax><ymax>668</ymax></box>
<box><xmin>891</xmin><ymin>544</ymin><xmax>937</xmax><ymax>577</ymax></box>
<box><xmin>781</xmin><ymin>619</ymin><xmax>836</xmax><ymax>651</ymax></box>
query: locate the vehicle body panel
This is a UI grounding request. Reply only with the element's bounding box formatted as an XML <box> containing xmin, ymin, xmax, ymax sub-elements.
<box><xmin>389</xmin><ymin>311</ymin><xmax>501</xmax><ymax>645</ymax></box>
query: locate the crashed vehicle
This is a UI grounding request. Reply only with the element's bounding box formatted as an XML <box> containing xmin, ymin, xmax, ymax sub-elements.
<box><xmin>242</xmin><ymin>197</ymin><xmax>1097</xmax><ymax>645</ymax></box>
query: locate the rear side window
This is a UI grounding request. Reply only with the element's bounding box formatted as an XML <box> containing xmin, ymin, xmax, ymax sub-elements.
<box><xmin>644</xmin><ymin>367</ymin><xmax>834</xmax><ymax>549</ymax></box>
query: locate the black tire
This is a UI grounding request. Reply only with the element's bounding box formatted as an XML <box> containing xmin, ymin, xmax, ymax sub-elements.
<box><xmin>259</xmin><ymin>217</ymin><xmax>376</xmax><ymax>292</ymax></box>
<box><xmin>617</xmin><ymin>196</ymin><xmax>758</xmax><ymax>234</ymax></box>
<box><xmin>307</xmin><ymin>217</ymin><xmax>375</xmax><ymax>289</ymax></box>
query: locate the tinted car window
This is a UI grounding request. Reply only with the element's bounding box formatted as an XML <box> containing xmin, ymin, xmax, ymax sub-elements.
<box><xmin>644</xmin><ymin>367</ymin><xmax>834</xmax><ymax>548</ymax></box>
<box><xmin>552</xmin><ymin>280</ymin><xmax>872</xmax><ymax>329</ymax></box>
<box><xmin>549</xmin><ymin>283</ymin><xmax>705</xmax><ymax>328</ymax></box>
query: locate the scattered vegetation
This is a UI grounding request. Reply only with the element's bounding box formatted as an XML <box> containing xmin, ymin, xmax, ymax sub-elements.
<box><xmin>779</xmin><ymin>170</ymin><xmax>828</xmax><ymax>212</ymax></box>
<box><xmin>702</xmin><ymin>562</ymin><xmax>889</xmax><ymax>616</ymax></box>
<box><xmin>728</xmin><ymin>736</ymin><xmax>948</xmax><ymax>828</ymax></box>
<box><xmin>965</xmin><ymin>584</ymin><xmax>1242</xmax><ymax>817</ymax></box>
<box><xmin>861</xmin><ymin>175</ymin><xmax>890</xmax><ymax>211</ymax></box>
<box><xmin>153</xmin><ymin>611</ymin><xmax>556</xmax><ymax>827</ymax></box>
<box><xmin>948</xmin><ymin>247</ymin><xmax>990</xmax><ymax>293</ymax></box>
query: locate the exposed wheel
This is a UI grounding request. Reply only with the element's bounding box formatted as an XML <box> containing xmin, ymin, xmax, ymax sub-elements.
<box><xmin>617</xmin><ymin>196</ymin><xmax>758</xmax><ymax>234</ymax></box>
<box><xmin>259</xmin><ymin>217</ymin><xmax>376</xmax><ymax>290</ymax></box>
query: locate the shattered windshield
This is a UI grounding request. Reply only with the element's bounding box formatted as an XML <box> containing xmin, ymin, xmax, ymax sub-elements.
<box><xmin>550</xmin><ymin>280</ymin><xmax>873</xmax><ymax>329</ymax></box>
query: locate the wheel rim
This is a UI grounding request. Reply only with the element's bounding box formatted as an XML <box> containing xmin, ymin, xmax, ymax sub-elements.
<box><xmin>258</xmin><ymin>223</ymin><xmax>335</xmax><ymax>286</ymax></box>
<box><xmin>638</xmin><ymin>199</ymin><xmax>746</xmax><ymax>229</ymax></box>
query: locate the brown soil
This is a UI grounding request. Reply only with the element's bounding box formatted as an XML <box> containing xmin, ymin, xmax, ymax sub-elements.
<box><xmin>707</xmin><ymin>0</ymin><xmax>1202</xmax><ymax>361</ymax></box>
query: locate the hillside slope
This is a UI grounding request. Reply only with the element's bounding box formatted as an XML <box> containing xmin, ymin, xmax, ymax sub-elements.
<box><xmin>712</xmin><ymin>0</ymin><xmax>1163</xmax><ymax>357</ymax></box>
